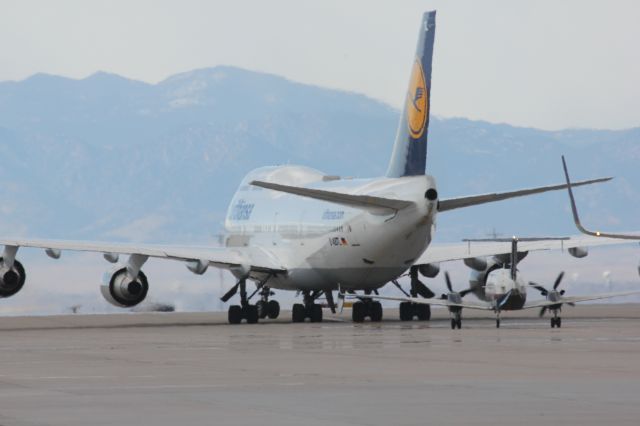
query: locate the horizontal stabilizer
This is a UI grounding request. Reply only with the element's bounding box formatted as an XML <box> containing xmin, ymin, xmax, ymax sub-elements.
<box><xmin>250</xmin><ymin>181</ymin><xmax>415</xmax><ymax>211</ymax></box>
<box><xmin>438</xmin><ymin>176</ymin><xmax>612</xmax><ymax>212</ymax></box>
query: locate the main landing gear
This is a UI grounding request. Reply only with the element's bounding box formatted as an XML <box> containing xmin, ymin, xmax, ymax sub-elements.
<box><xmin>292</xmin><ymin>290</ymin><xmax>324</xmax><ymax>323</ymax></box>
<box><xmin>394</xmin><ymin>266</ymin><xmax>434</xmax><ymax>322</ymax></box>
<box><xmin>223</xmin><ymin>275</ymin><xmax>279</xmax><ymax>324</ymax></box>
<box><xmin>399</xmin><ymin>302</ymin><xmax>431</xmax><ymax>321</ymax></box>
<box><xmin>352</xmin><ymin>297</ymin><xmax>383</xmax><ymax>323</ymax></box>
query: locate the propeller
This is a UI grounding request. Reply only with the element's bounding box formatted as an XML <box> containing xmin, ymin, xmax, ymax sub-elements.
<box><xmin>440</xmin><ymin>271</ymin><xmax>473</xmax><ymax>300</ymax></box>
<box><xmin>529</xmin><ymin>271</ymin><xmax>570</xmax><ymax>317</ymax></box>
<box><xmin>553</xmin><ymin>271</ymin><xmax>565</xmax><ymax>291</ymax></box>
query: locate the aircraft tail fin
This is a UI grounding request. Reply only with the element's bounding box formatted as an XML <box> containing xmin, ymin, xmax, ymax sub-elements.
<box><xmin>386</xmin><ymin>10</ymin><xmax>436</xmax><ymax>178</ymax></box>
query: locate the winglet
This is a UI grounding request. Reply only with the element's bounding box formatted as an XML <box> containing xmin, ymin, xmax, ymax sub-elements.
<box><xmin>561</xmin><ymin>155</ymin><xmax>594</xmax><ymax>236</ymax></box>
<box><xmin>562</xmin><ymin>156</ymin><xmax>640</xmax><ymax>240</ymax></box>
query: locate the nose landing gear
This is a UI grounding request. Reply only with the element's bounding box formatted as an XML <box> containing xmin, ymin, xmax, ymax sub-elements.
<box><xmin>450</xmin><ymin>310</ymin><xmax>462</xmax><ymax>329</ymax></box>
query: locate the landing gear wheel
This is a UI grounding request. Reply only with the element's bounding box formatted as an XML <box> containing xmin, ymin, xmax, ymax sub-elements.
<box><xmin>370</xmin><ymin>301</ymin><xmax>383</xmax><ymax>322</ymax></box>
<box><xmin>228</xmin><ymin>305</ymin><xmax>242</xmax><ymax>324</ymax></box>
<box><xmin>256</xmin><ymin>300</ymin><xmax>268</xmax><ymax>319</ymax></box>
<box><xmin>292</xmin><ymin>303</ymin><xmax>306</xmax><ymax>323</ymax></box>
<box><xmin>399</xmin><ymin>302</ymin><xmax>412</xmax><ymax>321</ymax></box>
<box><xmin>551</xmin><ymin>318</ymin><xmax>556</xmax><ymax>328</ymax></box>
<box><xmin>243</xmin><ymin>305</ymin><xmax>259</xmax><ymax>324</ymax></box>
<box><xmin>267</xmin><ymin>300</ymin><xmax>280</xmax><ymax>319</ymax></box>
<box><xmin>496</xmin><ymin>318</ymin><xmax>501</xmax><ymax>328</ymax></box>
<box><xmin>456</xmin><ymin>318</ymin><xmax>462</xmax><ymax>329</ymax></box>
<box><xmin>416</xmin><ymin>304</ymin><xmax>431</xmax><ymax>321</ymax></box>
<box><xmin>451</xmin><ymin>318</ymin><xmax>456</xmax><ymax>329</ymax></box>
<box><xmin>557</xmin><ymin>317</ymin><xmax>561</xmax><ymax>328</ymax></box>
<box><xmin>310</xmin><ymin>304</ymin><xmax>323</xmax><ymax>323</ymax></box>
<box><xmin>352</xmin><ymin>301</ymin><xmax>366</xmax><ymax>323</ymax></box>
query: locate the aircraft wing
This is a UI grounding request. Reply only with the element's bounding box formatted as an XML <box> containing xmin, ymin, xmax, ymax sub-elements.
<box><xmin>522</xmin><ymin>291</ymin><xmax>640</xmax><ymax>309</ymax></box>
<box><xmin>355</xmin><ymin>294</ymin><xmax>493</xmax><ymax>310</ymax></box>
<box><xmin>437</xmin><ymin>176</ymin><xmax>611</xmax><ymax>212</ymax></box>
<box><xmin>416</xmin><ymin>234</ymin><xmax>638</xmax><ymax>265</ymax></box>
<box><xmin>0</xmin><ymin>238</ymin><xmax>286</xmax><ymax>273</ymax></box>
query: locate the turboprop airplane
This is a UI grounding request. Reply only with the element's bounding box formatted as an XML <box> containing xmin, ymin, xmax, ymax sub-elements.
<box><xmin>357</xmin><ymin>236</ymin><xmax>640</xmax><ymax>329</ymax></box>
<box><xmin>0</xmin><ymin>11</ymin><xmax>630</xmax><ymax>324</ymax></box>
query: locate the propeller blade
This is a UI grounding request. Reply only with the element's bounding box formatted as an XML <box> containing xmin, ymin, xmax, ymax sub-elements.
<box><xmin>459</xmin><ymin>288</ymin><xmax>474</xmax><ymax>298</ymax></box>
<box><xmin>414</xmin><ymin>280</ymin><xmax>435</xmax><ymax>299</ymax></box>
<box><xmin>497</xmin><ymin>290</ymin><xmax>512</xmax><ymax>309</ymax></box>
<box><xmin>444</xmin><ymin>271</ymin><xmax>453</xmax><ymax>292</ymax></box>
<box><xmin>539</xmin><ymin>306</ymin><xmax>547</xmax><ymax>317</ymax></box>
<box><xmin>529</xmin><ymin>282</ymin><xmax>549</xmax><ymax>296</ymax></box>
<box><xmin>553</xmin><ymin>271</ymin><xmax>565</xmax><ymax>290</ymax></box>
<box><xmin>220</xmin><ymin>282</ymin><xmax>240</xmax><ymax>302</ymax></box>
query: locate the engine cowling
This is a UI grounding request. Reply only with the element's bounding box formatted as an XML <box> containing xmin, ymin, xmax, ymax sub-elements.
<box><xmin>418</xmin><ymin>263</ymin><xmax>440</xmax><ymax>278</ymax></box>
<box><xmin>463</xmin><ymin>257</ymin><xmax>488</xmax><ymax>272</ymax></box>
<box><xmin>0</xmin><ymin>257</ymin><xmax>26</xmax><ymax>298</ymax></box>
<box><xmin>101</xmin><ymin>267</ymin><xmax>149</xmax><ymax>308</ymax></box>
<box><xmin>568</xmin><ymin>247</ymin><xmax>588</xmax><ymax>258</ymax></box>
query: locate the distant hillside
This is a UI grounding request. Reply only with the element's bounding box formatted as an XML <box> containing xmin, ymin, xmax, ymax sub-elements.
<box><xmin>0</xmin><ymin>66</ymin><xmax>638</xmax><ymax>243</ymax></box>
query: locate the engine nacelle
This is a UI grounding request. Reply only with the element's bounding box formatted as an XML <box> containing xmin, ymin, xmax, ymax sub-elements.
<box><xmin>0</xmin><ymin>257</ymin><xmax>26</xmax><ymax>298</ymax></box>
<box><xmin>418</xmin><ymin>263</ymin><xmax>440</xmax><ymax>278</ymax></box>
<box><xmin>186</xmin><ymin>259</ymin><xmax>209</xmax><ymax>275</ymax></box>
<box><xmin>464</xmin><ymin>257</ymin><xmax>488</xmax><ymax>272</ymax></box>
<box><xmin>101</xmin><ymin>267</ymin><xmax>149</xmax><ymax>308</ymax></box>
<box><xmin>568</xmin><ymin>247</ymin><xmax>588</xmax><ymax>258</ymax></box>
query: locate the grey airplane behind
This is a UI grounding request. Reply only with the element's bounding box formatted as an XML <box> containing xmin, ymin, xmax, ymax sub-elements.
<box><xmin>0</xmin><ymin>11</ymin><xmax>632</xmax><ymax>324</ymax></box>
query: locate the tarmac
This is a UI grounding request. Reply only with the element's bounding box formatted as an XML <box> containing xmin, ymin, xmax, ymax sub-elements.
<box><xmin>0</xmin><ymin>304</ymin><xmax>640</xmax><ymax>425</ymax></box>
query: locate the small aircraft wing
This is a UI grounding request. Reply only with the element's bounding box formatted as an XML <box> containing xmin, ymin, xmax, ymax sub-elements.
<box><xmin>355</xmin><ymin>294</ymin><xmax>493</xmax><ymax>311</ymax></box>
<box><xmin>0</xmin><ymin>238</ymin><xmax>286</xmax><ymax>273</ymax></box>
<box><xmin>416</xmin><ymin>234</ymin><xmax>636</xmax><ymax>265</ymax></box>
<box><xmin>522</xmin><ymin>290</ymin><xmax>640</xmax><ymax>309</ymax></box>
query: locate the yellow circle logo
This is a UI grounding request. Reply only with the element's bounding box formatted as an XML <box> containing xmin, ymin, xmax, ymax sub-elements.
<box><xmin>406</xmin><ymin>58</ymin><xmax>428</xmax><ymax>139</ymax></box>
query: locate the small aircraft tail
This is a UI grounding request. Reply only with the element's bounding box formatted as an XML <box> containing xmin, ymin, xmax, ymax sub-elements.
<box><xmin>386</xmin><ymin>10</ymin><xmax>436</xmax><ymax>178</ymax></box>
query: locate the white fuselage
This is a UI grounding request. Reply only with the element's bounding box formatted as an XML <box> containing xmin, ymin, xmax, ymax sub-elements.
<box><xmin>470</xmin><ymin>265</ymin><xmax>528</xmax><ymax>310</ymax></box>
<box><xmin>223</xmin><ymin>165</ymin><xmax>438</xmax><ymax>291</ymax></box>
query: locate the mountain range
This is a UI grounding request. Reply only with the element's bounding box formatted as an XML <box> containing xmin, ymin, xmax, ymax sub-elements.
<box><xmin>1</xmin><ymin>65</ymin><xmax>639</xmax><ymax>314</ymax></box>
<box><xmin>1</xmin><ymin>66</ymin><xmax>639</xmax><ymax>244</ymax></box>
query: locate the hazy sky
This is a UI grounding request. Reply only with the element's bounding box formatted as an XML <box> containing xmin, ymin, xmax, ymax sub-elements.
<box><xmin>1</xmin><ymin>0</ymin><xmax>639</xmax><ymax>130</ymax></box>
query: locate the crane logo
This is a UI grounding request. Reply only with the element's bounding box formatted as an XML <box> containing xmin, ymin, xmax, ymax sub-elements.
<box><xmin>406</xmin><ymin>58</ymin><xmax>428</xmax><ymax>139</ymax></box>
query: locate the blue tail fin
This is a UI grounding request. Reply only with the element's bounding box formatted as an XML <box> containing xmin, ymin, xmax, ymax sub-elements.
<box><xmin>386</xmin><ymin>11</ymin><xmax>436</xmax><ymax>177</ymax></box>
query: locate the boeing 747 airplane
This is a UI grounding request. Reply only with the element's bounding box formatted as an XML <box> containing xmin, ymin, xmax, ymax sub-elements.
<box><xmin>0</xmin><ymin>11</ymin><xmax>631</xmax><ymax>324</ymax></box>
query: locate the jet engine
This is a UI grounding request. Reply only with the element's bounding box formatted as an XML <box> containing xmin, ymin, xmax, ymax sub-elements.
<box><xmin>101</xmin><ymin>267</ymin><xmax>149</xmax><ymax>308</ymax></box>
<box><xmin>0</xmin><ymin>257</ymin><xmax>26</xmax><ymax>298</ymax></box>
<box><xmin>568</xmin><ymin>247</ymin><xmax>588</xmax><ymax>258</ymax></box>
<box><xmin>418</xmin><ymin>263</ymin><xmax>440</xmax><ymax>278</ymax></box>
